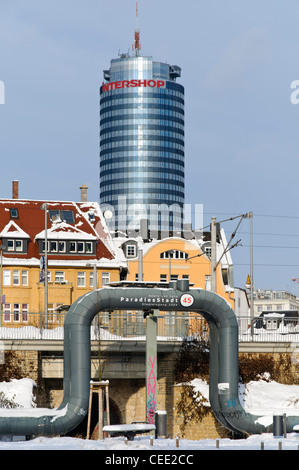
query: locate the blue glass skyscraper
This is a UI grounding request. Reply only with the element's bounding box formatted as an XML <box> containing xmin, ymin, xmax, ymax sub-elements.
<box><xmin>100</xmin><ymin>27</ymin><xmax>184</xmax><ymax>235</ymax></box>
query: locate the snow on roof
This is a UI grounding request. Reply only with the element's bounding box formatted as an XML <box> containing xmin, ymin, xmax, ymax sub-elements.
<box><xmin>35</xmin><ymin>222</ymin><xmax>97</xmax><ymax>240</ymax></box>
<box><xmin>0</xmin><ymin>199</ymin><xmax>126</xmax><ymax>265</ymax></box>
<box><xmin>112</xmin><ymin>232</ymin><xmax>233</xmax><ymax>267</ymax></box>
<box><xmin>0</xmin><ymin>220</ymin><xmax>30</xmax><ymax>239</ymax></box>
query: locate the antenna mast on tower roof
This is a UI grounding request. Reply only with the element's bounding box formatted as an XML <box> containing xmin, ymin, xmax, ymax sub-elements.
<box><xmin>133</xmin><ymin>1</ymin><xmax>141</xmax><ymax>56</ymax></box>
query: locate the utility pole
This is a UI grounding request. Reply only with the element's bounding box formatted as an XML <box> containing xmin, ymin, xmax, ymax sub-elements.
<box><xmin>137</xmin><ymin>247</ymin><xmax>144</xmax><ymax>334</ymax></box>
<box><xmin>168</xmin><ymin>250</ymin><xmax>175</xmax><ymax>283</ymax></box>
<box><xmin>146</xmin><ymin>309</ymin><xmax>158</xmax><ymax>424</ymax></box>
<box><xmin>40</xmin><ymin>202</ymin><xmax>48</xmax><ymax>328</ymax></box>
<box><xmin>138</xmin><ymin>247</ymin><xmax>143</xmax><ymax>282</ymax></box>
<box><xmin>0</xmin><ymin>242</ymin><xmax>6</xmax><ymax>327</ymax></box>
<box><xmin>211</xmin><ymin>217</ymin><xmax>217</xmax><ymax>292</ymax></box>
<box><xmin>247</xmin><ymin>212</ymin><xmax>254</xmax><ymax>335</ymax></box>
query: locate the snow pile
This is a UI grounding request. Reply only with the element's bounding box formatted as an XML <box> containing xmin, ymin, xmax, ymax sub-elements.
<box><xmin>189</xmin><ymin>375</ymin><xmax>299</xmax><ymax>420</ymax></box>
<box><xmin>0</xmin><ymin>378</ymin><xmax>36</xmax><ymax>409</ymax></box>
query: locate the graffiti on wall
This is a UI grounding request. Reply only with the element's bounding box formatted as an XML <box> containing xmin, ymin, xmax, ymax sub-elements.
<box><xmin>146</xmin><ymin>356</ymin><xmax>157</xmax><ymax>423</ymax></box>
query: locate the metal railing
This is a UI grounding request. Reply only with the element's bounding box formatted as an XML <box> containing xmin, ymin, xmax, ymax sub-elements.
<box><xmin>0</xmin><ymin>312</ymin><xmax>207</xmax><ymax>342</ymax></box>
<box><xmin>238</xmin><ymin>315</ymin><xmax>299</xmax><ymax>342</ymax></box>
<box><xmin>0</xmin><ymin>312</ymin><xmax>298</xmax><ymax>343</ymax></box>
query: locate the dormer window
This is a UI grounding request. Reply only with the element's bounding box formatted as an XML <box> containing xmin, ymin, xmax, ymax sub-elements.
<box><xmin>88</xmin><ymin>213</ymin><xmax>96</xmax><ymax>223</ymax></box>
<box><xmin>7</xmin><ymin>239</ymin><xmax>23</xmax><ymax>252</ymax></box>
<box><xmin>9</xmin><ymin>208</ymin><xmax>18</xmax><ymax>219</ymax></box>
<box><xmin>49</xmin><ymin>210</ymin><xmax>75</xmax><ymax>224</ymax></box>
<box><xmin>126</xmin><ymin>244</ymin><xmax>137</xmax><ymax>257</ymax></box>
<box><xmin>41</xmin><ymin>240</ymin><xmax>94</xmax><ymax>254</ymax></box>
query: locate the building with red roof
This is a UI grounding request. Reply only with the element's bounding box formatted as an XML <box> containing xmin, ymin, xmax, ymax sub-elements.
<box><xmin>0</xmin><ymin>182</ymin><xmax>126</xmax><ymax>321</ymax></box>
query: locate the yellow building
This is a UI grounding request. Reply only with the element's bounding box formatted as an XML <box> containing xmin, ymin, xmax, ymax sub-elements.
<box><xmin>1</xmin><ymin>262</ymin><xmax>122</xmax><ymax>323</ymax></box>
<box><xmin>0</xmin><ymin>192</ymin><xmax>126</xmax><ymax>325</ymax></box>
<box><xmin>115</xmin><ymin>232</ymin><xmax>235</xmax><ymax>309</ymax></box>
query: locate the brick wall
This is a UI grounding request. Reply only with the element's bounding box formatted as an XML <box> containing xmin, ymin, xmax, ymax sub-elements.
<box><xmin>172</xmin><ymin>384</ymin><xmax>231</xmax><ymax>439</ymax></box>
<box><xmin>171</xmin><ymin>351</ymin><xmax>299</xmax><ymax>440</ymax></box>
<box><xmin>4</xmin><ymin>348</ymin><xmax>299</xmax><ymax>439</ymax></box>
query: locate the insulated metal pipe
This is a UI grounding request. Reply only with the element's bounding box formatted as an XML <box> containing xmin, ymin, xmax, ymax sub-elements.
<box><xmin>0</xmin><ymin>286</ymin><xmax>298</xmax><ymax>437</ymax></box>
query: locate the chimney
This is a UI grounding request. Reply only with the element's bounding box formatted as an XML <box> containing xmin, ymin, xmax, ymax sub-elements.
<box><xmin>12</xmin><ymin>180</ymin><xmax>19</xmax><ymax>199</ymax></box>
<box><xmin>80</xmin><ymin>184</ymin><xmax>88</xmax><ymax>202</ymax></box>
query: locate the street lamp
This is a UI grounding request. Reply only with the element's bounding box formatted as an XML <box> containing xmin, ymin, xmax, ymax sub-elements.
<box><xmin>40</xmin><ymin>203</ymin><xmax>48</xmax><ymax>328</ymax></box>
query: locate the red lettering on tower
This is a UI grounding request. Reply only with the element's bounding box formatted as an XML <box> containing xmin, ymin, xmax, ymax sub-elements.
<box><xmin>101</xmin><ymin>79</ymin><xmax>166</xmax><ymax>93</ymax></box>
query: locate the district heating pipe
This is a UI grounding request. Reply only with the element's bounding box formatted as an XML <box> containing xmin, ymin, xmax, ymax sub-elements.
<box><xmin>0</xmin><ymin>283</ymin><xmax>298</xmax><ymax>437</ymax></box>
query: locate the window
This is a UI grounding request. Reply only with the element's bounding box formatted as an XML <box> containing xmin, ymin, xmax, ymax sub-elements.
<box><xmin>58</xmin><ymin>241</ymin><xmax>66</xmax><ymax>253</ymax></box>
<box><xmin>55</xmin><ymin>271</ymin><xmax>65</xmax><ymax>283</ymax></box>
<box><xmin>4</xmin><ymin>304</ymin><xmax>10</xmax><ymax>322</ymax></box>
<box><xmin>3</xmin><ymin>270</ymin><xmax>11</xmax><ymax>286</ymax></box>
<box><xmin>68</xmin><ymin>241</ymin><xmax>93</xmax><ymax>254</ymax></box>
<box><xmin>77</xmin><ymin>242</ymin><xmax>84</xmax><ymax>253</ymax></box>
<box><xmin>9</xmin><ymin>208</ymin><xmax>18</xmax><ymax>219</ymax></box>
<box><xmin>77</xmin><ymin>271</ymin><xmax>86</xmax><ymax>287</ymax></box>
<box><xmin>62</xmin><ymin>211</ymin><xmax>75</xmax><ymax>224</ymax></box>
<box><xmin>102</xmin><ymin>272</ymin><xmax>110</xmax><ymax>286</ymax></box>
<box><xmin>49</xmin><ymin>210</ymin><xmax>61</xmax><ymax>222</ymax></box>
<box><xmin>50</xmin><ymin>241</ymin><xmax>58</xmax><ymax>252</ymax></box>
<box><xmin>160</xmin><ymin>250</ymin><xmax>188</xmax><ymax>259</ymax></box>
<box><xmin>13</xmin><ymin>270</ymin><xmax>20</xmax><ymax>285</ymax></box>
<box><xmin>70</xmin><ymin>242</ymin><xmax>76</xmax><ymax>253</ymax></box>
<box><xmin>7</xmin><ymin>239</ymin><xmax>23</xmax><ymax>252</ymax></box>
<box><xmin>15</xmin><ymin>240</ymin><xmax>23</xmax><ymax>252</ymax></box>
<box><xmin>46</xmin><ymin>304</ymin><xmax>55</xmax><ymax>324</ymax></box>
<box><xmin>22</xmin><ymin>270</ymin><xmax>28</xmax><ymax>286</ymax></box>
<box><xmin>42</xmin><ymin>241</ymin><xmax>49</xmax><ymax>253</ymax></box>
<box><xmin>49</xmin><ymin>210</ymin><xmax>75</xmax><ymax>224</ymax></box>
<box><xmin>204</xmin><ymin>246</ymin><xmax>212</xmax><ymax>258</ymax></box>
<box><xmin>90</xmin><ymin>271</ymin><xmax>97</xmax><ymax>288</ymax></box>
<box><xmin>22</xmin><ymin>304</ymin><xmax>28</xmax><ymax>322</ymax></box>
<box><xmin>205</xmin><ymin>275</ymin><xmax>211</xmax><ymax>291</ymax></box>
<box><xmin>13</xmin><ymin>304</ymin><xmax>20</xmax><ymax>322</ymax></box>
<box><xmin>85</xmin><ymin>242</ymin><xmax>92</xmax><ymax>253</ymax></box>
<box><xmin>126</xmin><ymin>245</ymin><xmax>136</xmax><ymax>257</ymax></box>
<box><xmin>7</xmin><ymin>240</ymin><xmax>14</xmax><ymax>251</ymax></box>
<box><xmin>160</xmin><ymin>274</ymin><xmax>167</xmax><ymax>283</ymax></box>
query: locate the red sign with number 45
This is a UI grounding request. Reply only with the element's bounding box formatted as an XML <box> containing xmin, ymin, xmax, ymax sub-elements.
<box><xmin>180</xmin><ymin>294</ymin><xmax>194</xmax><ymax>307</ymax></box>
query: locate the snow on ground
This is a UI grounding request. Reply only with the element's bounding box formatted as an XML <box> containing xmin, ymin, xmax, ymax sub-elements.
<box><xmin>190</xmin><ymin>374</ymin><xmax>299</xmax><ymax>419</ymax></box>
<box><xmin>0</xmin><ymin>433</ymin><xmax>299</xmax><ymax>450</ymax></box>
<box><xmin>0</xmin><ymin>378</ymin><xmax>298</xmax><ymax>450</ymax></box>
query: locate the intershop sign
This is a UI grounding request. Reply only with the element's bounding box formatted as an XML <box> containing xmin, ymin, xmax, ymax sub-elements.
<box><xmin>101</xmin><ymin>79</ymin><xmax>166</xmax><ymax>93</ymax></box>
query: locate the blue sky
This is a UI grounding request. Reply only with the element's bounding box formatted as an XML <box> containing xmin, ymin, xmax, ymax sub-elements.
<box><xmin>1</xmin><ymin>0</ymin><xmax>299</xmax><ymax>293</ymax></box>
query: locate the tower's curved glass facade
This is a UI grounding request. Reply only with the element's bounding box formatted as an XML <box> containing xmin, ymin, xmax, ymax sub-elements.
<box><xmin>100</xmin><ymin>54</ymin><xmax>184</xmax><ymax>234</ymax></box>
